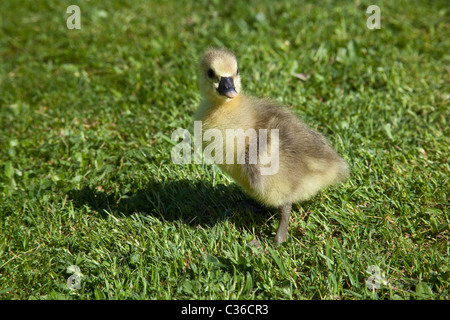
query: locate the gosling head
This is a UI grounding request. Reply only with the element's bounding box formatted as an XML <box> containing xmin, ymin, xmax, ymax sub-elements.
<box><xmin>199</xmin><ymin>47</ymin><xmax>241</xmax><ymax>103</ymax></box>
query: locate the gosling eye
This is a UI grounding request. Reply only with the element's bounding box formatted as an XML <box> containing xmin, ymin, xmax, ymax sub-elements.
<box><xmin>207</xmin><ymin>68</ymin><xmax>215</xmax><ymax>79</ymax></box>
<box><xmin>236</xmin><ymin>68</ymin><xmax>239</xmax><ymax>76</ymax></box>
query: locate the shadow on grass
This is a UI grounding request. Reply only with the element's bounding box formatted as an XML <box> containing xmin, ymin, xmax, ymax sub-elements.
<box><xmin>67</xmin><ymin>179</ymin><xmax>276</xmax><ymax>232</ymax></box>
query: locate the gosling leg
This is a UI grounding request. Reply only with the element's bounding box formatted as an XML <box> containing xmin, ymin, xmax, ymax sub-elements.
<box><xmin>274</xmin><ymin>203</ymin><xmax>292</xmax><ymax>244</ymax></box>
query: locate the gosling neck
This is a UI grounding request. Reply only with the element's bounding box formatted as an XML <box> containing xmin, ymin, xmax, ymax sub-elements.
<box><xmin>207</xmin><ymin>93</ymin><xmax>243</xmax><ymax>109</ymax></box>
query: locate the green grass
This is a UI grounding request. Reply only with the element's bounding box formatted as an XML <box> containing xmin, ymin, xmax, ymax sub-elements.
<box><xmin>0</xmin><ymin>0</ymin><xmax>449</xmax><ymax>300</ymax></box>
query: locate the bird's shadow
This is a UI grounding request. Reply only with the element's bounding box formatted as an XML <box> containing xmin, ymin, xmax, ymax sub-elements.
<box><xmin>67</xmin><ymin>178</ymin><xmax>277</xmax><ymax>236</ymax></box>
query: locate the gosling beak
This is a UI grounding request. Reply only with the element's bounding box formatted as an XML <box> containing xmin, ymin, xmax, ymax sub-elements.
<box><xmin>217</xmin><ymin>76</ymin><xmax>237</xmax><ymax>99</ymax></box>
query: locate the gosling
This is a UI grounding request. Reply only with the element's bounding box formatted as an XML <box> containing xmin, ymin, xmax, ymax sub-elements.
<box><xmin>194</xmin><ymin>47</ymin><xmax>349</xmax><ymax>243</ymax></box>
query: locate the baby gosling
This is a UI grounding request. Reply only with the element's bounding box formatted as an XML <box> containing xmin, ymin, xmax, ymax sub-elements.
<box><xmin>194</xmin><ymin>47</ymin><xmax>349</xmax><ymax>243</ymax></box>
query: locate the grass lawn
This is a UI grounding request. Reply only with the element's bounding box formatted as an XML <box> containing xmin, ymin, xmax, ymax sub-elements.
<box><xmin>0</xmin><ymin>0</ymin><xmax>448</xmax><ymax>300</ymax></box>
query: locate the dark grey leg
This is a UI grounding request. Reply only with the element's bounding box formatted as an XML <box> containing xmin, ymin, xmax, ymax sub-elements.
<box><xmin>274</xmin><ymin>203</ymin><xmax>292</xmax><ymax>244</ymax></box>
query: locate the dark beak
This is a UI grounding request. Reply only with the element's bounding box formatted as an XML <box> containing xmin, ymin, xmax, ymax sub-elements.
<box><xmin>217</xmin><ymin>77</ymin><xmax>237</xmax><ymax>98</ymax></box>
